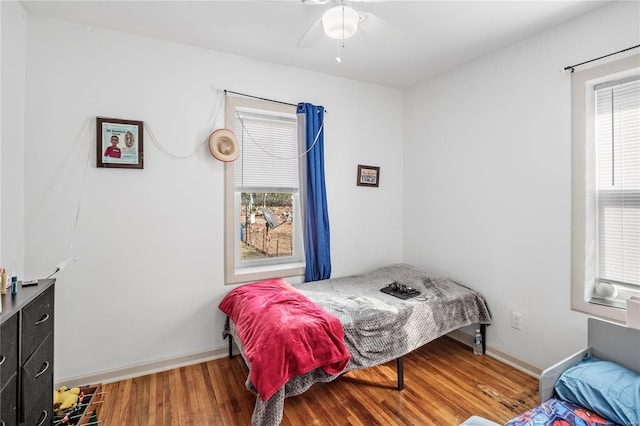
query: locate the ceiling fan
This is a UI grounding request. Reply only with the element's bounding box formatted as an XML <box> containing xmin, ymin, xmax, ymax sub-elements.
<box><xmin>296</xmin><ymin>0</ymin><xmax>400</xmax><ymax>59</ymax></box>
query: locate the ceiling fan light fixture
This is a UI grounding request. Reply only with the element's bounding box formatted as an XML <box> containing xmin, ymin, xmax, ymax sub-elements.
<box><xmin>322</xmin><ymin>5</ymin><xmax>359</xmax><ymax>40</ymax></box>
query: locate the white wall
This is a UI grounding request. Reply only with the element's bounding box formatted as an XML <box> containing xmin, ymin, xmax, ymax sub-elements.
<box><xmin>22</xmin><ymin>15</ymin><xmax>403</xmax><ymax>382</ymax></box>
<box><xmin>403</xmin><ymin>0</ymin><xmax>640</xmax><ymax>370</ymax></box>
<box><xmin>0</xmin><ymin>1</ymin><xmax>27</xmax><ymax>277</ymax></box>
<box><xmin>16</xmin><ymin>0</ymin><xmax>638</xmax><ymax>384</ymax></box>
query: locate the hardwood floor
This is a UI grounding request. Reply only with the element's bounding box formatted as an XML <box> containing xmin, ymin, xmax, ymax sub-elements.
<box><xmin>100</xmin><ymin>337</ymin><xmax>538</xmax><ymax>425</ymax></box>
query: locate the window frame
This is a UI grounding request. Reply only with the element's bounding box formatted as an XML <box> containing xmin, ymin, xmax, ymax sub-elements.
<box><xmin>571</xmin><ymin>53</ymin><xmax>640</xmax><ymax>322</ymax></box>
<box><xmin>224</xmin><ymin>96</ymin><xmax>305</xmax><ymax>284</ymax></box>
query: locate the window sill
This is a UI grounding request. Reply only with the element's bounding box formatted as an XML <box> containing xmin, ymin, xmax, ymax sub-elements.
<box><xmin>571</xmin><ymin>297</ymin><xmax>626</xmax><ymax>324</ymax></box>
<box><xmin>589</xmin><ymin>297</ymin><xmax>627</xmax><ymax>310</ymax></box>
<box><xmin>225</xmin><ymin>262</ymin><xmax>305</xmax><ymax>285</ymax></box>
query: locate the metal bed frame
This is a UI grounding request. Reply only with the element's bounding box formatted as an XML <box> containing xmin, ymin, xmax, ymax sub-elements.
<box><xmin>226</xmin><ymin>318</ymin><xmax>487</xmax><ymax>392</ymax></box>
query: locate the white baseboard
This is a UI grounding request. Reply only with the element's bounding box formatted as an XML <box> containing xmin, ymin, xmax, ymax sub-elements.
<box><xmin>56</xmin><ymin>333</ymin><xmax>540</xmax><ymax>388</ymax></box>
<box><xmin>447</xmin><ymin>329</ymin><xmax>542</xmax><ymax>379</ymax></box>
<box><xmin>54</xmin><ymin>345</ymin><xmax>238</xmax><ymax>388</ymax></box>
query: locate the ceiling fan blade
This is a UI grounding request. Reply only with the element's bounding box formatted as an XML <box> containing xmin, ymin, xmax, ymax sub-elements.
<box><xmin>358</xmin><ymin>11</ymin><xmax>402</xmax><ymax>44</ymax></box>
<box><xmin>296</xmin><ymin>18</ymin><xmax>324</xmax><ymax>47</ymax></box>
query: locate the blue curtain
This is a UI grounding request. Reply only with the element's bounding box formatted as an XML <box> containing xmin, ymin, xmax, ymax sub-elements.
<box><xmin>298</xmin><ymin>103</ymin><xmax>331</xmax><ymax>282</ymax></box>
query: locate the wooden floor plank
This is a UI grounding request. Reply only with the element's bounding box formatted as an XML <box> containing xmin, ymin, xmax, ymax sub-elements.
<box><xmin>101</xmin><ymin>336</ymin><xmax>538</xmax><ymax>425</ymax></box>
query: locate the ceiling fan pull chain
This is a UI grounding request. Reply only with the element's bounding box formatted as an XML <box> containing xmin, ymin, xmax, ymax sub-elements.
<box><xmin>336</xmin><ymin>39</ymin><xmax>342</xmax><ymax>63</ymax></box>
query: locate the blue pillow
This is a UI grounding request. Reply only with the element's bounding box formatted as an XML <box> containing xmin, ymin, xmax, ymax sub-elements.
<box><xmin>555</xmin><ymin>354</ymin><xmax>640</xmax><ymax>426</ymax></box>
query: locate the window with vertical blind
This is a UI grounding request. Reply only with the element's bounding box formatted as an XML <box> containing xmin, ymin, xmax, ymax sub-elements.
<box><xmin>224</xmin><ymin>96</ymin><xmax>305</xmax><ymax>284</ymax></box>
<box><xmin>572</xmin><ymin>54</ymin><xmax>640</xmax><ymax>322</ymax></box>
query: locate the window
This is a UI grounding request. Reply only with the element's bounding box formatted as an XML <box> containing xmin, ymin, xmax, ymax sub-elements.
<box><xmin>571</xmin><ymin>54</ymin><xmax>640</xmax><ymax>322</ymax></box>
<box><xmin>224</xmin><ymin>96</ymin><xmax>305</xmax><ymax>284</ymax></box>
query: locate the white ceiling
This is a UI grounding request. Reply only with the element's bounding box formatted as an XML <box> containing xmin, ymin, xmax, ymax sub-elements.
<box><xmin>20</xmin><ymin>0</ymin><xmax>613</xmax><ymax>89</ymax></box>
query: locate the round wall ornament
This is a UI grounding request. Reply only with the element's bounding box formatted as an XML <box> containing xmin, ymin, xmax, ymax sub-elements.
<box><xmin>209</xmin><ymin>128</ymin><xmax>239</xmax><ymax>162</ymax></box>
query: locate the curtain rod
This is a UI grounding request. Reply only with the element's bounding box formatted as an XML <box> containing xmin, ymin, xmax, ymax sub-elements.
<box><xmin>224</xmin><ymin>90</ymin><xmax>328</xmax><ymax>113</ymax></box>
<box><xmin>564</xmin><ymin>45</ymin><xmax>640</xmax><ymax>73</ymax></box>
<box><xmin>224</xmin><ymin>90</ymin><xmax>298</xmax><ymax>107</ymax></box>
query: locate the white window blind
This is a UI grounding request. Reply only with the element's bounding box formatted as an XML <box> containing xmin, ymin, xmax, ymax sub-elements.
<box><xmin>233</xmin><ymin>108</ymin><xmax>299</xmax><ymax>192</ymax></box>
<box><xmin>595</xmin><ymin>76</ymin><xmax>640</xmax><ymax>288</ymax></box>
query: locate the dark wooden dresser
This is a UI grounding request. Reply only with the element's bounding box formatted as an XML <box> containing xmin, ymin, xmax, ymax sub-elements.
<box><xmin>1</xmin><ymin>279</ymin><xmax>55</xmax><ymax>426</ymax></box>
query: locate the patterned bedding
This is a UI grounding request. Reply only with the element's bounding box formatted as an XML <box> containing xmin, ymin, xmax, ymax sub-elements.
<box><xmin>221</xmin><ymin>263</ymin><xmax>493</xmax><ymax>426</ymax></box>
<box><xmin>504</xmin><ymin>397</ymin><xmax>619</xmax><ymax>426</ymax></box>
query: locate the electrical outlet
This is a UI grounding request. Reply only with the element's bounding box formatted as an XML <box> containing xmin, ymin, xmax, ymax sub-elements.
<box><xmin>512</xmin><ymin>312</ymin><xmax>523</xmax><ymax>330</ymax></box>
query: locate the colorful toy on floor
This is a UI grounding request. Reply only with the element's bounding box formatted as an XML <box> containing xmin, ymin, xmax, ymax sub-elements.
<box><xmin>52</xmin><ymin>383</ymin><xmax>102</xmax><ymax>426</ymax></box>
<box><xmin>53</xmin><ymin>386</ymin><xmax>81</xmax><ymax>415</ymax></box>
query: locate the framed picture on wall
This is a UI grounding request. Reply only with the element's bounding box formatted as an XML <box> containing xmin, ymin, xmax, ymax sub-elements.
<box><xmin>96</xmin><ymin>117</ymin><xmax>144</xmax><ymax>169</ymax></box>
<box><xmin>357</xmin><ymin>164</ymin><xmax>380</xmax><ymax>187</ymax></box>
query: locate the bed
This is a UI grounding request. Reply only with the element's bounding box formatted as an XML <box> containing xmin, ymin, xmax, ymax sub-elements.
<box><xmin>219</xmin><ymin>263</ymin><xmax>492</xmax><ymax>426</ymax></box>
<box><xmin>496</xmin><ymin>318</ymin><xmax>640</xmax><ymax>426</ymax></box>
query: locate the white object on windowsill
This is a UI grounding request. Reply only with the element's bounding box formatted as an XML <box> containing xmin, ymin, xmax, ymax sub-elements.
<box><xmin>595</xmin><ymin>282</ymin><xmax>618</xmax><ymax>298</ymax></box>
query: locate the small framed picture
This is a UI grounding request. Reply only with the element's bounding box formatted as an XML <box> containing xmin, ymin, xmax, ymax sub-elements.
<box><xmin>97</xmin><ymin>117</ymin><xmax>144</xmax><ymax>169</ymax></box>
<box><xmin>357</xmin><ymin>164</ymin><xmax>380</xmax><ymax>187</ymax></box>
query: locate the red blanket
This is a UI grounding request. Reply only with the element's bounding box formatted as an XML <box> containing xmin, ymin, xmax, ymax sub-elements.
<box><xmin>219</xmin><ymin>278</ymin><xmax>350</xmax><ymax>401</ymax></box>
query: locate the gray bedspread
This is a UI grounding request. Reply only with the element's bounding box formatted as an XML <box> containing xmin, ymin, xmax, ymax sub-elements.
<box><xmin>222</xmin><ymin>263</ymin><xmax>493</xmax><ymax>426</ymax></box>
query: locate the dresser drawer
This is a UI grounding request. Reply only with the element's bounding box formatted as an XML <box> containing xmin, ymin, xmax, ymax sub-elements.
<box><xmin>21</xmin><ymin>405</ymin><xmax>50</xmax><ymax>426</ymax></box>
<box><xmin>21</xmin><ymin>334</ymin><xmax>53</xmax><ymax>424</ymax></box>
<box><xmin>0</xmin><ymin>372</ymin><xmax>18</xmax><ymax>426</ymax></box>
<box><xmin>20</xmin><ymin>286</ymin><xmax>54</xmax><ymax>364</ymax></box>
<box><xmin>0</xmin><ymin>314</ymin><xmax>18</xmax><ymax>390</ymax></box>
